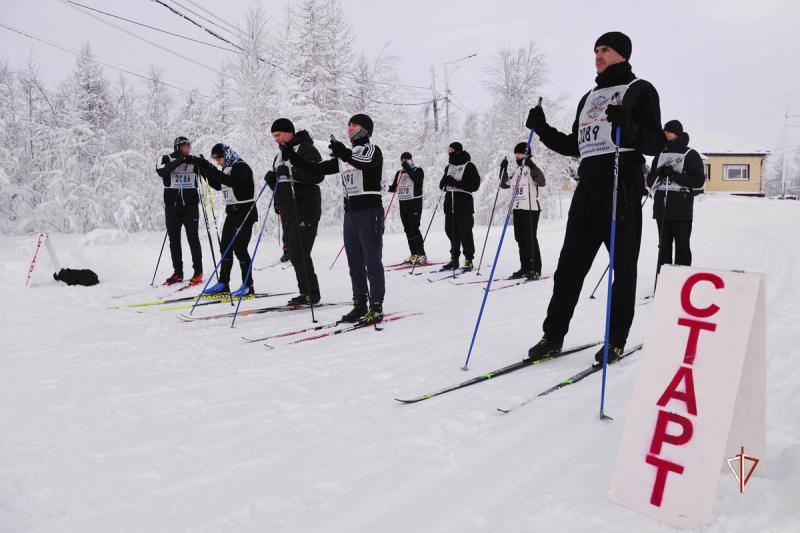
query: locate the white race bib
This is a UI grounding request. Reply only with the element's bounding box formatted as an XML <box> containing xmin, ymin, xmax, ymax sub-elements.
<box><xmin>169</xmin><ymin>165</ymin><xmax>197</xmax><ymax>190</ymax></box>
<box><xmin>653</xmin><ymin>150</ymin><xmax>693</xmax><ymax>194</ymax></box>
<box><xmin>276</xmin><ymin>154</ymin><xmax>293</xmax><ymax>184</ymax></box>
<box><xmin>509</xmin><ymin>165</ymin><xmax>539</xmax><ymax>211</ymax></box>
<box><xmin>445</xmin><ymin>163</ymin><xmax>472</xmax><ymax>195</ymax></box>
<box><xmin>340</xmin><ymin>161</ymin><xmax>381</xmax><ymax>198</ymax></box>
<box><xmin>220</xmin><ymin>167</ymin><xmax>253</xmax><ymax>205</ymax></box>
<box><xmin>397</xmin><ymin>171</ymin><xmax>419</xmax><ymax>201</ymax></box>
<box><xmin>577</xmin><ymin>80</ymin><xmax>639</xmax><ymax>160</ymax></box>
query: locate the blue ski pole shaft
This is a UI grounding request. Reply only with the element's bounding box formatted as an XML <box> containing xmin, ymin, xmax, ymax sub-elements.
<box><xmin>230</xmin><ymin>196</ymin><xmax>273</xmax><ymax>328</ymax></box>
<box><xmin>189</xmin><ymin>182</ymin><xmax>272</xmax><ymax>315</ymax></box>
<box><xmin>462</xmin><ymin>129</ymin><xmax>535</xmax><ymax>370</ymax></box>
<box><xmin>599</xmin><ymin>125</ymin><xmax>622</xmax><ymax>420</ymax></box>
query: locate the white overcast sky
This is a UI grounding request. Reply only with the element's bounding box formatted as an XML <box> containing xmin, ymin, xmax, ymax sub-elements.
<box><xmin>1</xmin><ymin>0</ymin><xmax>799</xmax><ymax>153</ymax></box>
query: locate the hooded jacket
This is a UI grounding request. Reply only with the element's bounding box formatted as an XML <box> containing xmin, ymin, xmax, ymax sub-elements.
<box><xmin>535</xmin><ymin>61</ymin><xmax>662</xmax><ymax>219</ymax></box>
<box><xmin>267</xmin><ymin>130</ymin><xmax>324</xmax><ymax>220</ymax></box>
<box><xmin>646</xmin><ymin>132</ymin><xmax>705</xmax><ymax>221</ymax></box>
<box><xmin>439</xmin><ymin>150</ymin><xmax>481</xmax><ymax>214</ymax></box>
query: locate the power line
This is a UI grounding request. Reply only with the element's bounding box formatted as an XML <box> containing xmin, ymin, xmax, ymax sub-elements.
<box><xmin>171</xmin><ymin>0</ymin><xmax>244</xmax><ymax>39</ymax></box>
<box><xmin>0</xmin><ymin>21</ymin><xmax>206</xmax><ymax>95</ymax></box>
<box><xmin>64</xmin><ymin>0</ymin><xmax>238</xmax><ymax>53</ymax></box>
<box><xmin>62</xmin><ymin>0</ymin><xmax>222</xmax><ymax>74</ymax></box>
<box><xmin>153</xmin><ymin>0</ymin><xmax>437</xmax><ymax>106</ymax></box>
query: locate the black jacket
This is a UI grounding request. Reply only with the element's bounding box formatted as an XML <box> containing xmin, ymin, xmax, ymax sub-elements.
<box><xmin>646</xmin><ymin>133</ymin><xmax>705</xmax><ymax>221</ymax></box>
<box><xmin>156</xmin><ymin>152</ymin><xmax>200</xmax><ymax>206</ymax></box>
<box><xmin>389</xmin><ymin>164</ymin><xmax>424</xmax><ymax>200</ymax></box>
<box><xmin>198</xmin><ymin>158</ymin><xmax>257</xmax><ymax>218</ymax></box>
<box><xmin>439</xmin><ymin>151</ymin><xmax>481</xmax><ymax>214</ymax></box>
<box><xmin>535</xmin><ymin>62</ymin><xmax>662</xmax><ymax>219</ymax></box>
<box><xmin>267</xmin><ymin>130</ymin><xmax>323</xmax><ymax>220</ymax></box>
<box><xmin>291</xmin><ymin>135</ymin><xmax>384</xmax><ymax>212</ymax></box>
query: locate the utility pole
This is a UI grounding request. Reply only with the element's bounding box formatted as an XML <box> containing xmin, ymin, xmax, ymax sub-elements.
<box><xmin>781</xmin><ymin>94</ymin><xmax>789</xmax><ymax>199</ymax></box>
<box><xmin>443</xmin><ymin>63</ymin><xmax>450</xmax><ymax>135</ymax></box>
<box><xmin>430</xmin><ymin>65</ymin><xmax>439</xmax><ymax>133</ymax></box>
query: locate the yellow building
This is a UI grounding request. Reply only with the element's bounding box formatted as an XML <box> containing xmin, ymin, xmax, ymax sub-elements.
<box><xmin>702</xmin><ymin>152</ymin><xmax>769</xmax><ymax>195</ymax></box>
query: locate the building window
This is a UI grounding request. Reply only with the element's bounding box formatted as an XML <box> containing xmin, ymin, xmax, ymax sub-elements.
<box><xmin>723</xmin><ymin>164</ymin><xmax>749</xmax><ymax>181</ymax></box>
<box><xmin>704</xmin><ymin>164</ymin><xmax>710</xmax><ymax>180</ymax></box>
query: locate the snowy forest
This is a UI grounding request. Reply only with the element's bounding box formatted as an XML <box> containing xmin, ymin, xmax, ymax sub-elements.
<box><xmin>0</xmin><ymin>0</ymin><xmax>583</xmax><ymax>236</ymax></box>
<box><xmin>0</xmin><ymin>0</ymin><xmax>795</xmax><ymax>236</ymax></box>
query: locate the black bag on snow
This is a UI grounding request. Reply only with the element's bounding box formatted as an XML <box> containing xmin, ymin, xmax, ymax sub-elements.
<box><xmin>53</xmin><ymin>268</ymin><xmax>100</xmax><ymax>286</ymax></box>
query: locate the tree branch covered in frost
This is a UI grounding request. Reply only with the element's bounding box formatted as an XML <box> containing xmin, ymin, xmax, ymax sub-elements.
<box><xmin>0</xmin><ymin>1</ymin><xmax>580</xmax><ymax>236</ymax></box>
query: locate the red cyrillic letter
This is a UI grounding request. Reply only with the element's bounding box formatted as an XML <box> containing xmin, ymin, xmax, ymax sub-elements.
<box><xmin>677</xmin><ymin>317</ymin><xmax>717</xmax><ymax>364</ymax></box>
<box><xmin>650</xmin><ymin>409</ymin><xmax>694</xmax><ymax>455</ymax></box>
<box><xmin>656</xmin><ymin>366</ymin><xmax>698</xmax><ymax>416</ymax></box>
<box><xmin>646</xmin><ymin>453</ymin><xmax>685</xmax><ymax>506</ymax></box>
<box><xmin>680</xmin><ymin>272</ymin><xmax>724</xmax><ymax>318</ymax></box>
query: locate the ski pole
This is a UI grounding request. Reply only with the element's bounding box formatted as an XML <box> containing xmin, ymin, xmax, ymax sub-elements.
<box><xmin>450</xmin><ymin>189</ymin><xmax>456</xmax><ymax>278</ymax></box>
<box><xmin>189</xmin><ymin>182</ymin><xmax>272</xmax><ymax>315</ymax></box>
<box><xmin>462</xmin><ymin>123</ymin><xmax>536</xmax><ymax>371</ymax></box>
<box><xmin>653</xmin><ymin>175</ymin><xmax>670</xmax><ymax>296</ymax></box>
<box><xmin>230</xmin><ymin>199</ymin><xmax>272</xmax><ymax>328</ymax></box>
<box><xmin>409</xmin><ymin>189</ymin><xmax>445</xmax><ymax>276</ymax></box>
<box><xmin>150</xmin><ymin>229</ymin><xmax>168</xmax><ymax>286</ymax></box>
<box><xmin>198</xmin><ymin>177</ymin><xmax>220</xmax><ymax>281</ymax></box>
<box><xmin>599</xmin><ymin>117</ymin><xmax>622</xmax><ymax>421</ymax></box>
<box><xmin>588</xmin><ymin>191</ymin><xmax>652</xmax><ymax>300</ymax></box>
<box><xmin>287</xmin><ymin>171</ymin><xmax>318</xmax><ymax>323</ymax></box>
<box><xmin>329</xmin><ymin>185</ymin><xmax>396</xmax><ymax>269</ymax></box>
<box><xmin>525</xmin><ymin>151</ymin><xmax>536</xmax><ymax>277</ymax></box>
<box><xmin>476</xmin><ymin>158</ymin><xmax>505</xmax><ymax>276</ymax></box>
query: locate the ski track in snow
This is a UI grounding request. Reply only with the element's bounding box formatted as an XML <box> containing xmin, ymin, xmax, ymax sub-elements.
<box><xmin>1</xmin><ymin>196</ymin><xmax>799</xmax><ymax>532</ymax></box>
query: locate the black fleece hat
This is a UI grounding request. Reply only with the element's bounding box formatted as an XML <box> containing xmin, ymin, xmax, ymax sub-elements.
<box><xmin>271</xmin><ymin>118</ymin><xmax>295</xmax><ymax>134</ymax></box>
<box><xmin>513</xmin><ymin>142</ymin><xmax>528</xmax><ymax>154</ymax></box>
<box><xmin>664</xmin><ymin>120</ymin><xmax>684</xmax><ymax>136</ymax></box>
<box><xmin>595</xmin><ymin>31</ymin><xmax>632</xmax><ymax>60</ymax></box>
<box><xmin>349</xmin><ymin>113</ymin><xmax>374</xmax><ymax>136</ymax></box>
<box><xmin>449</xmin><ymin>142</ymin><xmax>463</xmax><ymax>152</ymax></box>
<box><xmin>401</xmin><ymin>152</ymin><xmax>413</xmax><ymax>161</ymax></box>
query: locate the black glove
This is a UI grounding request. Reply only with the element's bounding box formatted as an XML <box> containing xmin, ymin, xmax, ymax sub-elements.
<box><xmin>276</xmin><ymin>164</ymin><xmax>290</xmax><ymax>177</ymax></box>
<box><xmin>438</xmin><ymin>176</ymin><xmax>448</xmax><ymax>190</ymax></box>
<box><xmin>329</xmin><ymin>139</ymin><xmax>351</xmax><ymax>160</ymax></box>
<box><xmin>279</xmin><ymin>143</ymin><xmax>294</xmax><ymax>161</ymax></box>
<box><xmin>444</xmin><ymin>175</ymin><xmax>458</xmax><ymax>187</ymax></box>
<box><xmin>671</xmin><ymin>171</ymin><xmax>689</xmax><ymax>187</ymax></box>
<box><xmin>500</xmin><ymin>158</ymin><xmax>508</xmax><ymax>172</ymax></box>
<box><xmin>523</xmin><ymin>156</ymin><xmax>534</xmax><ymax>168</ymax></box>
<box><xmin>657</xmin><ymin>165</ymin><xmax>673</xmax><ymax>178</ymax></box>
<box><xmin>388</xmin><ymin>182</ymin><xmax>397</xmax><ymax>193</ymax></box>
<box><xmin>161</xmin><ymin>155</ymin><xmax>170</xmax><ymax>166</ymax></box>
<box><xmin>605</xmin><ymin>104</ymin><xmax>630</xmax><ymax>129</ymax></box>
<box><xmin>193</xmin><ymin>156</ymin><xmax>211</xmax><ymax>172</ymax></box>
<box><xmin>526</xmin><ymin>104</ymin><xmax>547</xmax><ymax>131</ymax></box>
<box><xmin>401</xmin><ymin>161</ymin><xmax>412</xmax><ymax>173</ymax></box>
<box><xmin>264</xmin><ymin>170</ymin><xmax>276</xmax><ymax>184</ymax></box>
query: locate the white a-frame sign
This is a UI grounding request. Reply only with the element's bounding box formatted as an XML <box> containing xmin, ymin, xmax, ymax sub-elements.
<box><xmin>610</xmin><ymin>265</ymin><xmax>766</xmax><ymax>528</ymax></box>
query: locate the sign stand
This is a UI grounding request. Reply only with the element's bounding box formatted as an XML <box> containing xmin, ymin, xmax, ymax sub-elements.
<box><xmin>609</xmin><ymin>265</ymin><xmax>766</xmax><ymax>528</ymax></box>
<box><xmin>24</xmin><ymin>232</ymin><xmax>62</xmax><ymax>287</ymax></box>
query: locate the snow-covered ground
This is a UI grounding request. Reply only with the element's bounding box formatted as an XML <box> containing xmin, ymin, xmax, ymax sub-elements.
<box><xmin>1</xmin><ymin>195</ymin><xmax>799</xmax><ymax>532</ymax></box>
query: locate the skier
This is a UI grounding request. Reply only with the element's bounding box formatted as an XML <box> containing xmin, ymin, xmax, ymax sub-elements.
<box><xmin>524</xmin><ymin>31</ymin><xmax>663</xmax><ymax>364</ymax></box>
<box><xmin>286</xmin><ymin>114</ymin><xmax>386</xmax><ymax>324</ymax></box>
<box><xmin>195</xmin><ymin>144</ymin><xmax>258</xmax><ymax>297</ymax></box>
<box><xmin>388</xmin><ymin>152</ymin><xmax>427</xmax><ymax>264</ymax></box>
<box><xmin>439</xmin><ymin>142</ymin><xmax>481</xmax><ymax>271</ymax></box>
<box><xmin>265</xmin><ymin>118</ymin><xmax>324</xmax><ymax>306</ymax></box>
<box><xmin>155</xmin><ymin>136</ymin><xmax>203</xmax><ymax>285</ymax></box>
<box><xmin>645</xmin><ymin>120</ymin><xmax>705</xmax><ymax>271</ymax></box>
<box><xmin>500</xmin><ymin>142</ymin><xmax>547</xmax><ymax>279</ymax></box>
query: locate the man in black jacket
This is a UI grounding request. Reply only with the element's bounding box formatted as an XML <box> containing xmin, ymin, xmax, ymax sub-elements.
<box><xmin>439</xmin><ymin>142</ymin><xmax>481</xmax><ymax>271</ymax></box>
<box><xmin>388</xmin><ymin>152</ymin><xmax>426</xmax><ymax>264</ymax></box>
<box><xmin>266</xmin><ymin>118</ymin><xmax>324</xmax><ymax>305</ymax></box>
<box><xmin>500</xmin><ymin>142</ymin><xmax>547</xmax><ymax>279</ymax></box>
<box><xmin>195</xmin><ymin>143</ymin><xmax>258</xmax><ymax>298</ymax></box>
<box><xmin>155</xmin><ymin>136</ymin><xmax>203</xmax><ymax>285</ymax></box>
<box><xmin>525</xmin><ymin>31</ymin><xmax>663</xmax><ymax>364</ymax></box>
<box><xmin>287</xmin><ymin>113</ymin><xmax>386</xmax><ymax>324</ymax></box>
<box><xmin>646</xmin><ymin>120</ymin><xmax>705</xmax><ymax>271</ymax></box>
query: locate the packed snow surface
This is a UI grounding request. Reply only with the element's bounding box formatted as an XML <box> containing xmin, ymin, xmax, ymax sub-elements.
<box><xmin>2</xmin><ymin>195</ymin><xmax>799</xmax><ymax>532</ymax></box>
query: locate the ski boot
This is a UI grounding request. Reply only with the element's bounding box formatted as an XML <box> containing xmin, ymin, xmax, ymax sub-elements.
<box><xmin>189</xmin><ymin>271</ymin><xmax>204</xmax><ymax>285</ymax></box>
<box><xmin>509</xmin><ymin>268</ymin><xmax>527</xmax><ymax>280</ymax></box>
<box><xmin>442</xmin><ymin>258</ymin><xmax>459</xmax><ymax>270</ymax></box>
<box><xmin>594</xmin><ymin>343</ymin><xmax>624</xmax><ymax>365</ymax></box>
<box><xmin>462</xmin><ymin>259</ymin><xmax>474</xmax><ymax>272</ymax></box>
<box><xmin>280</xmin><ymin>251</ymin><xmax>290</xmax><ymax>263</ymax></box>
<box><xmin>527</xmin><ymin>271</ymin><xmax>542</xmax><ymax>281</ymax></box>
<box><xmin>525</xmin><ymin>337</ymin><xmax>563</xmax><ymax>362</ymax></box>
<box><xmin>403</xmin><ymin>255</ymin><xmax>415</xmax><ymax>265</ymax></box>
<box><xmin>202</xmin><ymin>282</ymin><xmax>230</xmax><ymax>296</ymax></box>
<box><xmin>231</xmin><ymin>284</ymin><xmax>254</xmax><ymax>298</ymax></box>
<box><xmin>414</xmin><ymin>255</ymin><xmax>428</xmax><ymax>265</ymax></box>
<box><xmin>164</xmin><ymin>272</ymin><xmax>183</xmax><ymax>285</ymax></box>
<box><xmin>360</xmin><ymin>302</ymin><xmax>384</xmax><ymax>325</ymax></box>
<box><xmin>340</xmin><ymin>299</ymin><xmax>368</xmax><ymax>323</ymax></box>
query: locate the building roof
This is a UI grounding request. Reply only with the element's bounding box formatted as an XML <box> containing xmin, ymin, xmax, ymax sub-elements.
<box><xmin>701</xmin><ymin>151</ymin><xmax>771</xmax><ymax>157</ymax></box>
